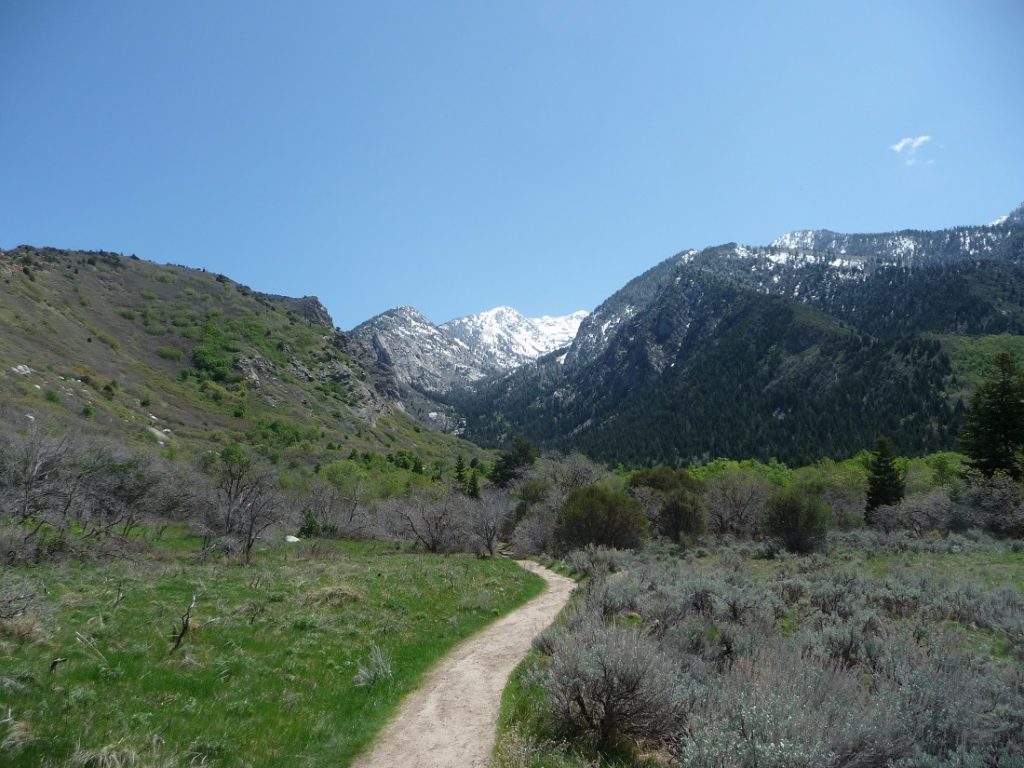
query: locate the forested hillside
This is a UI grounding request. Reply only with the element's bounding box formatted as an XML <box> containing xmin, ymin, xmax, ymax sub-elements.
<box><xmin>449</xmin><ymin>207</ymin><xmax>1024</xmax><ymax>464</ymax></box>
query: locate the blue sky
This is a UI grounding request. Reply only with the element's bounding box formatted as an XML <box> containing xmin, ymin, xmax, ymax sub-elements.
<box><xmin>2</xmin><ymin>2</ymin><xmax>1022</xmax><ymax>329</ymax></box>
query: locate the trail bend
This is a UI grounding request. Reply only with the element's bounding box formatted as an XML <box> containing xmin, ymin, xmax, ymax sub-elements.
<box><xmin>351</xmin><ymin>560</ymin><xmax>574</xmax><ymax>768</ymax></box>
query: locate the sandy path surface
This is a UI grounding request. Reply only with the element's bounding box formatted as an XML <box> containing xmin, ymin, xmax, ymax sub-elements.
<box><xmin>351</xmin><ymin>560</ymin><xmax>575</xmax><ymax>768</ymax></box>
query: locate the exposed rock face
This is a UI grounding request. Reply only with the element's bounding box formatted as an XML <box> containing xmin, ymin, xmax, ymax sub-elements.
<box><xmin>349</xmin><ymin>305</ymin><xmax>587</xmax><ymax>395</ymax></box>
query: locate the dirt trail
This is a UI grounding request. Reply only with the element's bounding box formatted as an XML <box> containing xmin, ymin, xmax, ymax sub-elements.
<box><xmin>351</xmin><ymin>560</ymin><xmax>575</xmax><ymax>768</ymax></box>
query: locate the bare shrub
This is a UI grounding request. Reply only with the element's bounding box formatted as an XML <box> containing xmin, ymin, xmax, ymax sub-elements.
<box><xmin>512</xmin><ymin>507</ymin><xmax>557</xmax><ymax>556</ymax></box>
<box><xmin>545</xmin><ymin>617</ymin><xmax>689</xmax><ymax>749</ymax></box>
<box><xmin>959</xmin><ymin>472</ymin><xmax>1024</xmax><ymax>537</ymax></box>
<box><xmin>302</xmin><ymin>480</ymin><xmax>369</xmax><ymax>538</ymax></box>
<box><xmin>871</xmin><ymin>490</ymin><xmax>955</xmax><ymax>534</ymax></box>
<box><xmin>705</xmin><ymin>470</ymin><xmax>770</xmax><ymax>537</ymax></box>
<box><xmin>0</xmin><ymin>422</ymin><xmax>73</xmax><ymax>524</ymax></box>
<box><xmin>465</xmin><ymin>490</ymin><xmax>511</xmax><ymax>555</ymax></box>
<box><xmin>199</xmin><ymin>444</ymin><xmax>286</xmax><ymax>564</ymax></box>
<box><xmin>549</xmin><ymin>452</ymin><xmax>607</xmax><ymax>492</ymax></box>
<box><xmin>384</xmin><ymin>489</ymin><xmax>469</xmax><ymax>553</ymax></box>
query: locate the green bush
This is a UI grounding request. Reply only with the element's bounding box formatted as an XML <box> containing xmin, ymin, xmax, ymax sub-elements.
<box><xmin>763</xmin><ymin>486</ymin><xmax>830</xmax><ymax>554</ymax></box>
<box><xmin>555</xmin><ymin>486</ymin><xmax>649</xmax><ymax>551</ymax></box>
<box><xmin>156</xmin><ymin>346</ymin><xmax>182</xmax><ymax>362</ymax></box>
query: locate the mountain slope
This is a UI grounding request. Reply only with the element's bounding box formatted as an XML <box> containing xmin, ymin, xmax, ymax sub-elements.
<box><xmin>451</xmin><ymin>204</ymin><xmax>1024</xmax><ymax>464</ymax></box>
<box><xmin>351</xmin><ymin>305</ymin><xmax>587</xmax><ymax>394</ymax></box>
<box><xmin>0</xmin><ymin>246</ymin><xmax>479</xmax><ymax>465</ymax></box>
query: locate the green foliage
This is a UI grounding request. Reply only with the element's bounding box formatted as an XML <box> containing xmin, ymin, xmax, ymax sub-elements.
<box><xmin>156</xmin><ymin>346</ymin><xmax>182</xmax><ymax>362</ymax></box>
<box><xmin>959</xmin><ymin>352</ymin><xmax>1024</xmax><ymax>480</ymax></box>
<box><xmin>191</xmin><ymin>322</ymin><xmax>239</xmax><ymax>382</ymax></box>
<box><xmin>466</xmin><ymin>469</ymin><xmax>481</xmax><ymax>499</ymax></box>
<box><xmin>249</xmin><ymin>418</ymin><xmax>319</xmax><ymax>449</ymax></box>
<box><xmin>630</xmin><ymin>466</ymin><xmax>706</xmax><ymax>540</ymax></box>
<box><xmin>866</xmin><ymin>436</ymin><xmax>906</xmax><ymax>517</ymax></box>
<box><xmin>763</xmin><ymin>486</ymin><xmax>830</xmax><ymax>553</ymax></box>
<box><xmin>555</xmin><ymin>486</ymin><xmax>648</xmax><ymax>551</ymax></box>
<box><xmin>492</xmin><ymin>434</ymin><xmax>539</xmax><ymax>487</ymax></box>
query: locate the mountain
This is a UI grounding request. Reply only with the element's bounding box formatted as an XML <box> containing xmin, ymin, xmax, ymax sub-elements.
<box><xmin>350</xmin><ymin>305</ymin><xmax>587</xmax><ymax>394</ymax></box>
<box><xmin>442</xmin><ymin>306</ymin><xmax>587</xmax><ymax>369</ymax></box>
<box><xmin>0</xmin><ymin>246</ymin><xmax>480</xmax><ymax>465</ymax></box>
<box><xmin>450</xmin><ymin>203</ymin><xmax>1024</xmax><ymax>465</ymax></box>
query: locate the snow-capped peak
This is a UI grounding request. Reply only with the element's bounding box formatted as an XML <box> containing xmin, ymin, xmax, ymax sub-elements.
<box><xmin>441</xmin><ymin>306</ymin><xmax>588</xmax><ymax>369</ymax></box>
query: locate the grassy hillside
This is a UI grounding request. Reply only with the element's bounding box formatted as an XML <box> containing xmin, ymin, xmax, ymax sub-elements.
<box><xmin>0</xmin><ymin>246</ymin><xmax>483</xmax><ymax>469</ymax></box>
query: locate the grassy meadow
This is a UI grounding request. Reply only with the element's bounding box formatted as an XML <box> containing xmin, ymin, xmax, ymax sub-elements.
<box><xmin>0</xmin><ymin>534</ymin><xmax>544</xmax><ymax>767</ymax></box>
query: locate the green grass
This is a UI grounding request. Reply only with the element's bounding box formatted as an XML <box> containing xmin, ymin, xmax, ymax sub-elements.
<box><xmin>1</xmin><ymin>538</ymin><xmax>544</xmax><ymax>767</ymax></box>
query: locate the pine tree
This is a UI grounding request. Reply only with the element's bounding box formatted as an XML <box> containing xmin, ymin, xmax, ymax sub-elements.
<box><xmin>491</xmin><ymin>434</ymin><xmax>538</xmax><ymax>487</ymax></box>
<box><xmin>866</xmin><ymin>436</ymin><xmax>904</xmax><ymax>521</ymax></box>
<box><xmin>959</xmin><ymin>352</ymin><xmax>1024</xmax><ymax>480</ymax></box>
<box><xmin>454</xmin><ymin>454</ymin><xmax>467</xmax><ymax>486</ymax></box>
<box><xmin>466</xmin><ymin>469</ymin><xmax>481</xmax><ymax>499</ymax></box>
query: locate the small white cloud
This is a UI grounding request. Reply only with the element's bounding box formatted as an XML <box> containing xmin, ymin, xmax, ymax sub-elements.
<box><xmin>891</xmin><ymin>135</ymin><xmax>931</xmax><ymax>154</ymax></box>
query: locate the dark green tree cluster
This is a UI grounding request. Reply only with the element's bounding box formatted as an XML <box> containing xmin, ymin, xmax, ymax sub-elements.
<box><xmin>554</xmin><ymin>486</ymin><xmax>648</xmax><ymax>552</ymax></box>
<box><xmin>763</xmin><ymin>486</ymin><xmax>830</xmax><ymax>554</ymax></box>
<box><xmin>491</xmin><ymin>434</ymin><xmax>538</xmax><ymax>487</ymax></box>
<box><xmin>865</xmin><ymin>436</ymin><xmax>905</xmax><ymax>522</ymax></box>
<box><xmin>629</xmin><ymin>466</ymin><xmax>706</xmax><ymax>540</ymax></box>
<box><xmin>959</xmin><ymin>352</ymin><xmax>1024</xmax><ymax>480</ymax></box>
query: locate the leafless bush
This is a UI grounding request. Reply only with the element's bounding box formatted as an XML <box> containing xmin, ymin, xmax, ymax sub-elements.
<box><xmin>548</xmin><ymin>452</ymin><xmax>606</xmax><ymax>492</ymax></box>
<box><xmin>465</xmin><ymin>490</ymin><xmax>511</xmax><ymax>555</ymax></box>
<box><xmin>384</xmin><ymin>489</ymin><xmax>469</xmax><ymax>553</ymax></box>
<box><xmin>198</xmin><ymin>446</ymin><xmax>287</xmax><ymax>564</ymax></box>
<box><xmin>0</xmin><ymin>422</ymin><xmax>73</xmax><ymax>524</ymax></box>
<box><xmin>822</xmin><ymin>486</ymin><xmax>866</xmax><ymax>529</ymax></box>
<box><xmin>871</xmin><ymin>490</ymin><xmax>955</xmax><ymax>534</ymax></box>
<box><xmin>959</xmin><ymin>472</ymin><xmax>1024</xmax><ymax>537</ymax></box>
<box><xmin>304</xmin><ymin>480</ymin><xmax>369</xmax><ymax>538</ymax></box>
<box><xmin>511</xmin><ymin>507</ymin><xmax>557</xmax><ymax>556</ymax></box>
<box><xmin>705</xmin><ymin>470</ymin><xmax>770</xmax><ymax>537</ymax></box>
<box><xmin>0</xmin><ymin>425</ymin><xmax>200</xmax><ymax>561</ymax></box>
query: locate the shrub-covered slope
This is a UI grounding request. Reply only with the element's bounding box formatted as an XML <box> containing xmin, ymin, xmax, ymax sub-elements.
<box><xmin>0</xmin><ymin>246</ymin><xmax>480</xmax><ymax>466</ymax></box>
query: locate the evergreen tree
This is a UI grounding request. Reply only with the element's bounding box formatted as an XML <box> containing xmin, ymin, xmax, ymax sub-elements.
<box><xmin>865</xmin><ymin>436</ymin><xmax>904</xmax><ymax>520</ymax></box>
<box><xmin>454</xmin><ymin>454</ymin><xmax>467</xmax><ymax>486</ymax></box>
<box><xmin>491</xmin><ymin>434</ymin><xmax>538</xmax><ymax>487</ymax></box>
<box><xmin>959</xmin><ymin>352</ymin><xmax>1024</xmax><ymax>480</ymax></box>
<box><xmin>466</xmin><ymin>469</ymin><xmax>481</xmax><ymax>499</ymax></box>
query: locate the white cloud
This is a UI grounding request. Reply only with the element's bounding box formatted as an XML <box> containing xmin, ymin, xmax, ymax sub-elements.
<box><xmin>890</xmin><ymin>135</ymin><xmax>931</xmax><ymax>154</ymax></box>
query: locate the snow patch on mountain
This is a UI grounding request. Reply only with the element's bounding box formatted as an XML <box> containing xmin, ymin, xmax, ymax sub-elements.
<box><xmin>351</xmin><ymin>305</ymin><xmax>588</xmax><ymax>394</ymax></box>
<box><xmin>442</xmin><ymin>306</ymin><xmax>587</xmax><ymax>370</ymax></box>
